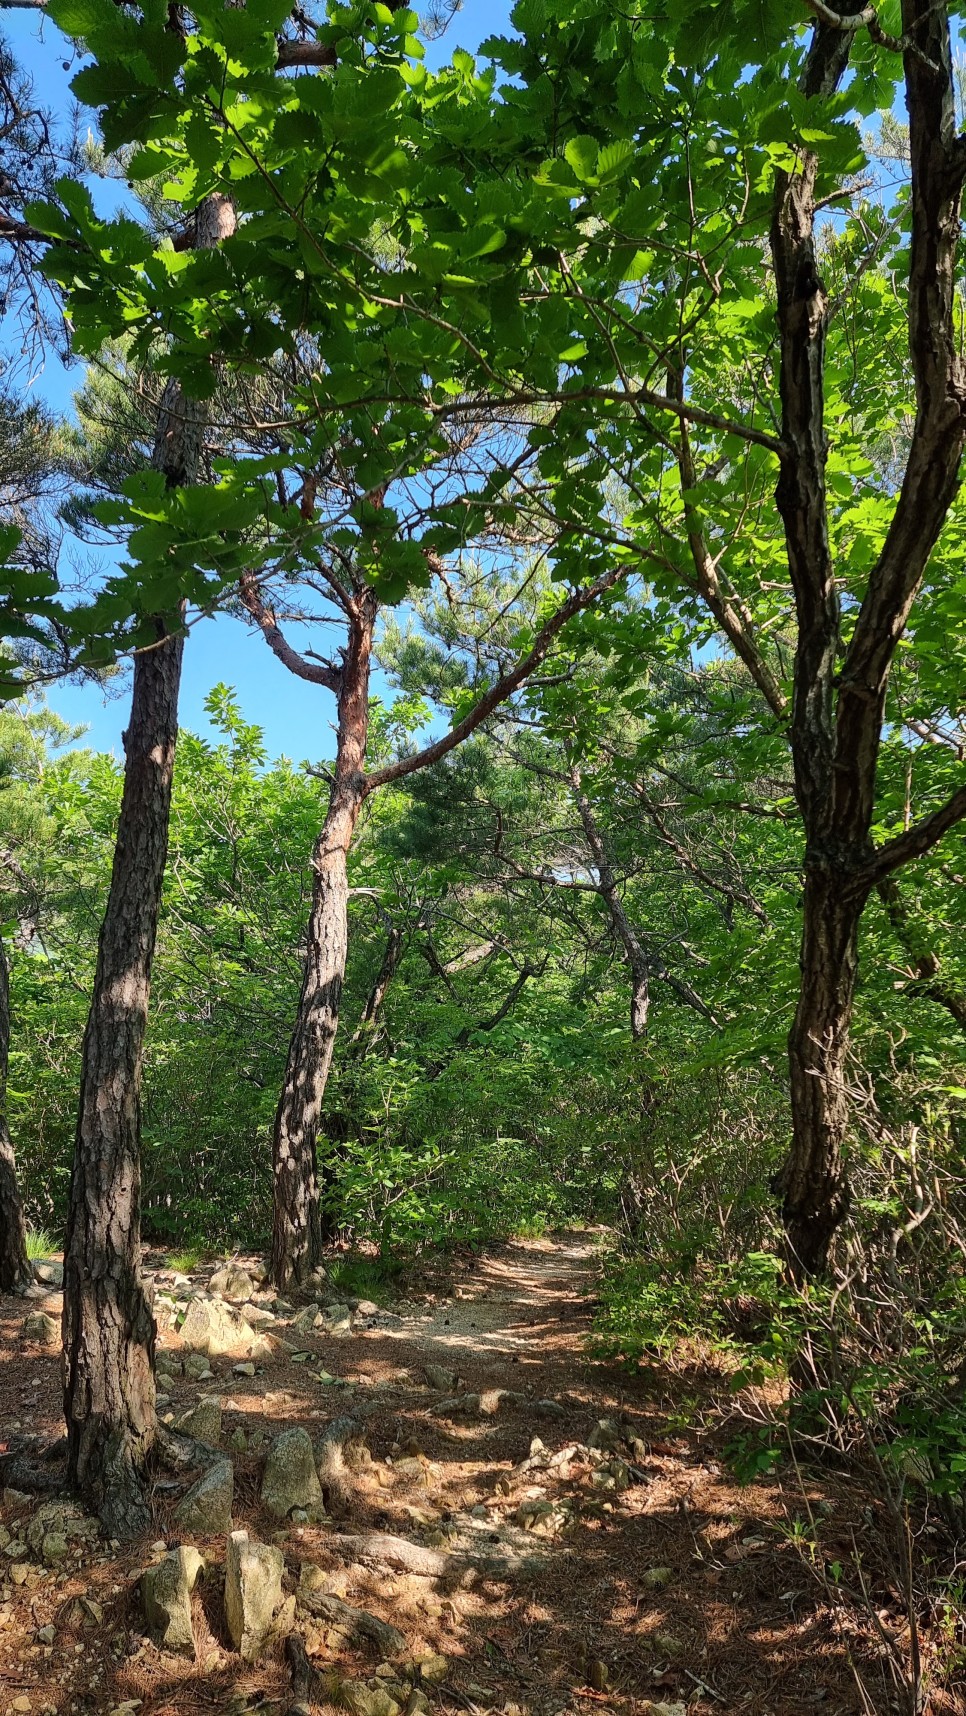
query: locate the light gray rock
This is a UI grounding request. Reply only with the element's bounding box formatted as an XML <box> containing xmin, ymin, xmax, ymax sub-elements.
<box><xmin>173</xmin><ymin>1460</ymin><xmax>233</xmax><ymax>1534</ymax></box>
<box><xmin>261</xmin><ymin>1428</ymin><xmax>325</xmax><ymax>1521</ymax></box>
<box><xmin>292</xmin><ymin>1304</ymin><xmax>323</xmax><ymax>1334</ymax></box>
<box><xmin>225</xmin><ymin>1529</ymin><xmax>284</xmax><ymax>1661</ymax></box>
<box><xmin>209</xmin><ymin>1263</ymin><xmax>255</xmax><ymax>1303</ymax></box>
<box><xmin>180</xmin><ymin>1296</ymin><xmax>255</xmax><ymax>1357</ymax></box>
<box><xmin>140</xmin><ymin>1545</ymin><xmax>204</xmax><ymax>1655</ymax></box>
<box><xmin>184</xmin><ymin>1351</ymin><xmax>214</xmax><ymax>1380</ymax></box>
<box><xmin>22</xmin><ymin>1312</ymin><xmax>59</xmax><ymax>1348</ymax></box>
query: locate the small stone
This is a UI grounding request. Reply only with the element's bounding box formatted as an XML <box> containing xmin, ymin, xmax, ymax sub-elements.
<box><xmin>261</xmin><ymin>1427</ymin><xmax>325</xmax><ymax>1520</ymax></box>
<box><xmin>587</xmin><ymin>1661</ymin><xmax>609</xmax><ymax>1692</ymax></box>
<box><xmin>35</xmin><ymin>1624</ymin><xmax>56</xmax><ymax>1645</ymax></box>
<box><xmin>292</xmin><ymin>1305</ymin><xmax>323</xmax><ymax>1334</ymax></box>
<box><xmin>174</xmin><ymin>1400</ymin><xmax>222</xmax><ymax>1446</ymax></box>
<box><xmin>225</xmin><ymin>1529</ymin><xmax>284</xmax><ymax>1661</ymax></box>
<box><xmin>415</xmin><ymin>1653</ymin><xmax>448</xmax><ymax>1685</ymax></box>
<box><xmin>40</xmin><ymin>1532</ymin><xmax>68</xmax><ymax>1566</ymax></box>
<box><xmin>184</xmin><ymin>1352</ymin><xmax>213</xmax><ymax>1380</ymax></box>
<box><xmin>651</xmin><ymin>1632</ymin><xmax>684</xmax><ymax>1658</ymax></box>
<box><xmin>250</xmin><ymin>1335</ymin><xmax>274</xmax><ymax>1362</ymax></box>
<box><xmin>34</xmin><ymin>1259</ymin><xmax>64</xmax><ymax>1287</ymax></box>
<box><xmin>641</xmin><ymin>1566</ymin><xmax>674</xmax><ymax>1591</ymax></box>
<box><xmin>21</xmin><ymin>1312</ymin><xmax>59</xmax><ymax>1348</ymax></box>
<box><xmin>233</xmin><ymin>1362</ymin><xmax>255</xmax><ymax>1377</ymax></box>
<box><xmin>424</xmin><ymin>1364</ymin><xmax>459</xmax><ymax>1392</ymax></box>
<box><xmin>140</xmin><ymin>1545</ymin><xmax>204</xmax><ymax>1655</ymax></box>
<box><xmin>173</xmin><ymin>1461</ymin><xmax>234</xmax><ymax>1535</ymax></box>
<box><xmin>12</xmin><ymin>1697</ymin><xmax>32</xmax><ymax>1713</ymax></box>
<box><xmin>355</xmin><ymin>1299</ymin><xmax>379</xmax><ymax>1317</ymax></box>
<box><xmin>228</xmin><ymin>1428</ymin><xmax>248</xmax><ymax>1452</ymax></box>
<box><xmin>534</xmin><ymin>1398</ymin><xmax>566</xmax><ymax>1419</ymax></box>
<box><xmin>644</xmin><ymin>1704</ymin><xmax>687</xmax><ymax>1716</ymax></box>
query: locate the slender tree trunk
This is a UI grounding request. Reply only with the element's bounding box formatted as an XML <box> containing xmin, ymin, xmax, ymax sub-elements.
<box><xmin>62</xmin><ymin>192</ymin><xmax>236</xmax><ymax>1535</ymax></box>
<box><xmin>780</xmin><ymin>868</ymin><xmax>865</xmax><ymax>1280</ymax></box>
<box><xmin>270</xmin><ymin>592</ymin><xmax>376</xmax><ymax>1290</ymax></box>
<box><xmin>0</xmin><ymin>937</ymin><xmax>30</xmax><ymax>1293</ymax></box>
<box><xmin>62</xmin><ymin>626</ymin><xmax>183</xmax><ymax>1537</ymax></box>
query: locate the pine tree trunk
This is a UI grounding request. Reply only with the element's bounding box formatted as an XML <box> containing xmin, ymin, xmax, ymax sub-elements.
<box><xmin>62</xmin><ymin>191</ymin><xmax>236</xmax><ymax>1536</ymax></box>
<box><xmin>63</xmin><ymin>626</ymin><xmax>183</xmax><ymax>1535</ymax></box>
<box><xmin>270</xmin><ymin>594</ymin><xmax>375</xmax><ymax>1290</ymax></box>
<box><xmin>0</xmin><ymin>937</ymin><xmax>30</xmax><ymax>1293</ymax></box>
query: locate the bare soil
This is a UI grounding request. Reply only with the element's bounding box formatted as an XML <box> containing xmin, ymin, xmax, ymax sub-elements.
<box><xmin>0</xmin><ymin>1234</ymin><xmax>961</xmax><ymax>1716</ymax></box>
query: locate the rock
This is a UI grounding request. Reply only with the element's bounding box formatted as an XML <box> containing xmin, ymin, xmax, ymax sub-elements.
<box><xmin>140</xmin><ymin>1545</ymin><xmax>204</xmax><ymax>1654</ymax></box>
<box><xmin>228</xmin><ymin>1428</ymin><xmax>248</xmax><ymax>1452</ymax></box>
<box><xmin>587</xmin><ymin>1417</ymin><xmax>623</xmax><ymax>1454</ymax></box>
<box><xmin>25</xmin><ymin>1500</ymin><xmax>95</xmax><ymax>1555</ymax></box>
<box><xmin>317</xmin><ymin>1417</ymin><xmax>369</xmax><ymax>1505</ymax></box>
<box><xmin>209</xmin><ymin>1263</ymin><xmax>255</xmax><ymax>1303</ymax></box>
<box><xmin>244</xmin><ymin>1305</ymin><xmax>276</xmax><ymax>1327</ymax></box>
<box><xmin>35</xmin><ymin>1623</ymin><xmax>56</xmax><ymax>1644</ymax></box>
<box><xmin>34</xmin><ymin>1259</ymin><xmax>64</xmax><ymax>1287</ymax></box>
<box><xmin>355</xmin><ymin>1299</ymin><xmax>380</xmax><ymax>1317</ymax></box>
<box><xmin>22</xmin><ymin>1312</ymin><xmax>59</xmax><ymax>1347</ymax></box>
<box><xmin>225</xmin><ymin>1529</ymin><xmax>284</xmax><ymax>1661</ymax></box>
<box><xmin>40</xmin><ymin>1531</ymin><xmax>68</xmax><ymax>1565</ymax></box>
<box><xmin>414</xmin><ymin>1652</ymin><xmax>448</xmax><ymax>1685</ymax></box>
<box><xmin>180</xmin><ymin>1296</ymin><xmax>256</xmax><ymax>1357</ymax></box>
<box><xmin>233</xmin><ymin>1360</ymin><xmax>256</xmax><ymax>1376</ymax></box>
<box><xmin>534</xmin><ymin>1398</ymin><xmax>567</xmax><ymax>1419</ymax></box>
<box><xmin>174</xmin><ymin>1399</ymin><xmax>222</xmax><ymax>1446</ymax></box>
<box><xmin>293</xmin><ymin>1305</ymin><xmax>323</xmax><ymax>1334</ymax></box>
<box><xmin>644</xmin><ymin>1705</ymin><xmax>687</xmax><ymax>1716</ymax></box>
<box><xmin>424</xmin><ymin>1364</ymin><xmax>459</xmax><ymax>1392</ymax></box>
<box><xmin>184</xmin><ymin>1352</ymin><xmax>214</xmax><ymax>1380</ymax></box>
<box><xmin>250</xmin><ymin>1334</ymin><xmax>274</xmax><ymax>1362</ymax></box>
<box><xmin>651</xmin><ymin>1632</ymin><xmax>685</xmax><ymax>1658</ymax></box>
<box><xmin>641</xmin><ymin>1566</ymin><xmax>674</xmax><ymax>1591</ymax></box>
<box><xmin>12</xmin><ymin>1698</ymin><xmax>32</xmax><ymax>1713</ymax></box>
<box><xmin>336</xmin><ymin>1683</ymin><xmax>401</xmax><ymax>1716</ymax></box>
<box><xmin>173</xmin><ymin>1460</ymin><xmax>234</xmax><ymax>1534</ymax></box>
<box><xmin>587</xmin><ymin>1660</ymin><xmax>609</xmax><ymax>1691</ymax></box>
<box><xmin>322</xmin><ymin>1304</ymin><xmax>353</xmax><ymax>1335</ymax></box>
<box><xmin>261</xmin><ymin>1427</ymin><xmax>326</xmax><ymax>1521</ymax></box>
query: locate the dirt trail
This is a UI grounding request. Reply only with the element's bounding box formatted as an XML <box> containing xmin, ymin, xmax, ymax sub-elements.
<box><xmin>0</xmin><ymin>1235</ymin><xmax>932</xmax><ymax>1716</ymax></box>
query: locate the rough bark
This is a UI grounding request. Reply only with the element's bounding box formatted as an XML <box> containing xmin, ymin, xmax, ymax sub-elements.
<box><xmin>769</xmin><ymin>2</ymin><xmax>966</xmax><ymax>1277</ymax></box>
<box><xmin>0</xmin><ymin>935</ymin><xmax>30</xmax><ymax>1292</ymax></box>
<box><xmin>269</xmin><ymin>591</ymin><xmax>376</xmax><ymax>1289</ymax></box>
<box><xmin>62</xmin><ymin>193</ymin><xmax>236</xmax><ymax>1536</ymax></box>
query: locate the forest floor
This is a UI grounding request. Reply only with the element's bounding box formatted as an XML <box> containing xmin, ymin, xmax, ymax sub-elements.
<box><xmin>0</xmin><ymin>1233</ymin><xmax>958</xmax><ymax>1716</ymax></box>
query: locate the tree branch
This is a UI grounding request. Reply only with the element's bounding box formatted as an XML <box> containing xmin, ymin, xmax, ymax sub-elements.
<box><xmin>364</xmin><ymin>563</ymin><xmax>632</xmax><ymax>791</ymax></box>
<box><xmin>863</xmin><ymin>782</ymin><xmax>966</xmax><ymax>885</ymax></box>
<box><xmin>239</xmin><ymin>573</ymin><xmax>342</xmax><ymax>693</ymax></box>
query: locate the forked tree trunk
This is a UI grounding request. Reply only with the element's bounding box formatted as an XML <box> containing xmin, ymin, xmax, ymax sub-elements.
<box><xmin>0</xmin><ymin>937</ymin><xmax>30</xmax><ymax>1293</ymax></box>
<box><xmin>62</xmin><ymin>191</ymin><xmax>236</xmax><ymax>1535</ymax></box>
<box><xmin>270</xmin><ymin>593</ymin><xmax>376</xmax><ymax>1290</ymax></box>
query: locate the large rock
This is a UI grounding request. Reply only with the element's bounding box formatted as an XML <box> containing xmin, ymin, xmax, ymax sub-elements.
<box><xmin>208</xmin><ymin>1263</ymin><xmax>255</xmax><ymax>1303</ymax></box>
<box><xmin>140</xmin><ymin>1546</ymin><xmax>204</xmax><ymax>1655</ymax></box>
<box><xmin>225</xmin><ymin>1529</ymin><xmax>284</xmax><ymax>1661</ymax></box>
<box><xmin>22</xmin><ymin>1312</ymin><xmax>59</xmax><ymax>1348</ymax></box>
<box><xmin>261</xmin><ymin>1428</ymin><xmax>325</xmax><ymax>1521</ymax></box>
<box><xmin>174</xmin><ymin>1399</ymin><xmax>222</xmax><ymax>1446</ymax></box>
<box><xmin>173</xmin><ymin>1461</ymin><xmax>234</xmax><ymax>1535</ymax></box>
<box><xmin>34</xmin><ymin>1258</ymin><xmax>64</xmax><ymax>1287</ymax></box>
<box><xmin>179</xmin><ymin>1297</ymin><xmax>255</xmax><ymax>1357</ymax></box>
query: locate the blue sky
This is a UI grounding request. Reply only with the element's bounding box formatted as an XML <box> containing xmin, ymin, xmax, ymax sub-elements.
<box><xmin>2</xmin><ymin>0</ymin><xmax>516</xmax><ymax>762</ymax></box>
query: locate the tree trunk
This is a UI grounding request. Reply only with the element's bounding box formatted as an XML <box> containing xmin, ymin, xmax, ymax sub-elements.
<box><xmin>270</xmin><ymin>592</ymin><xmax>376</xmax><ymax>1289</ymax></box>
<box><xmin>0</xmin><ymin>936</ymin><xmax>30</xmax><ymax>1293</ymax></box>
<box><xmin>62</xmin><ymin>191</ymin><xmax>236</xmax><ymax>1535</ymax></box>
<box><xmin>62</xmin><ymin>624</ymin><xmax>183</xmax><ymax>1537</ymax></box>
<box><xmin>780</xmin><ymin>867</ymin><xmax>864</xmax><ymax>1280</ymax></box>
